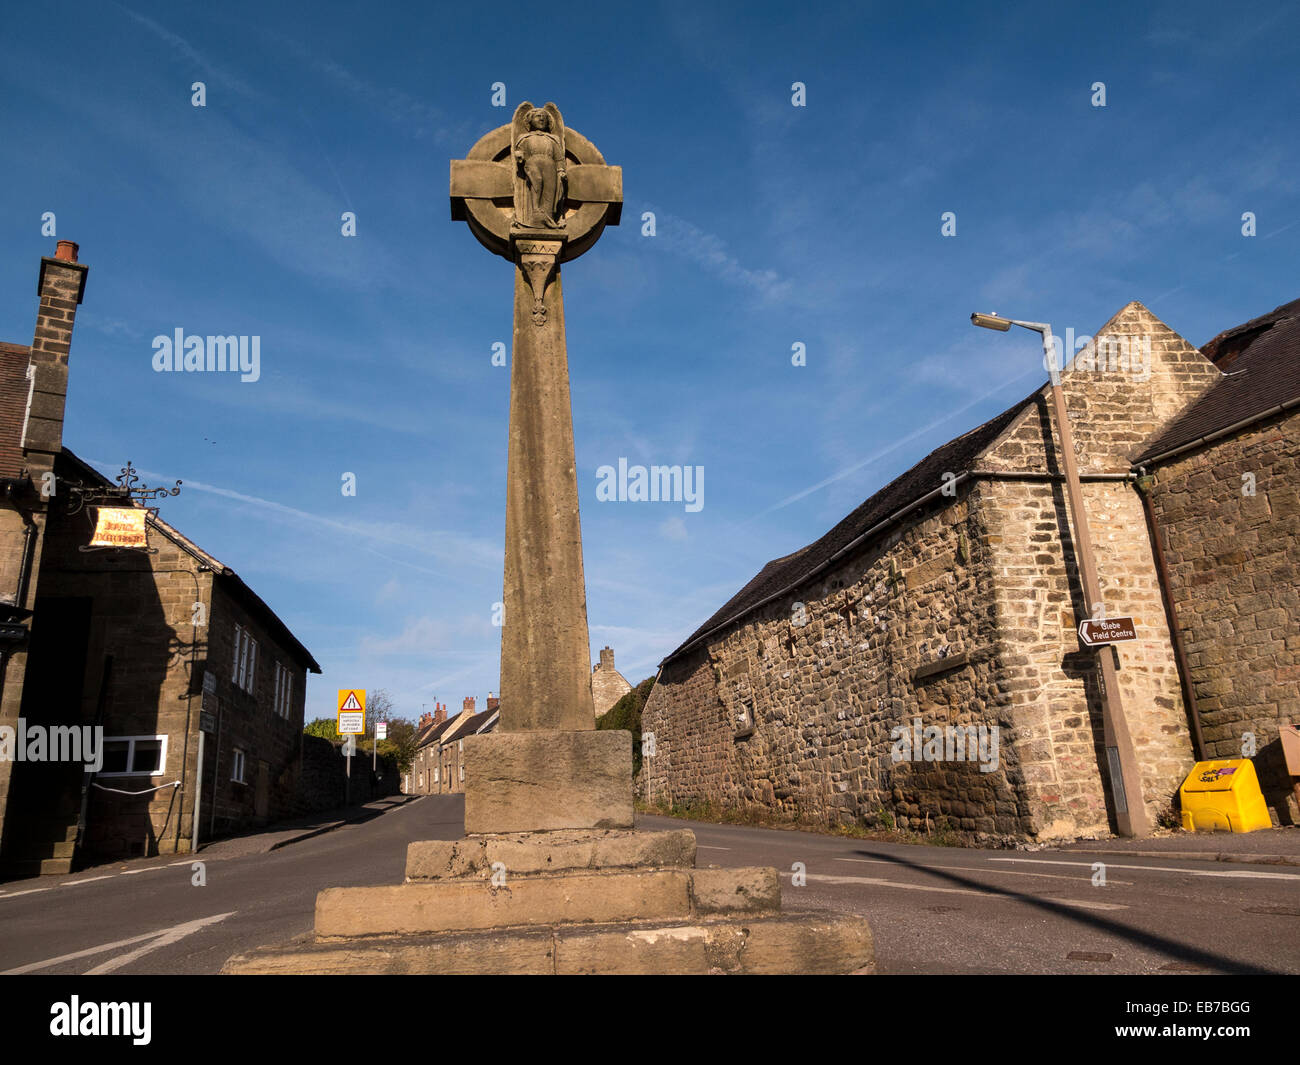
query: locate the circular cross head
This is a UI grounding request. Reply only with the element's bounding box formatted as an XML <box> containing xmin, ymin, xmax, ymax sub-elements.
<box><xmin>458</xmin><ymin>123</ymin><xmax>616</xmax><ymax>263</ymax></box>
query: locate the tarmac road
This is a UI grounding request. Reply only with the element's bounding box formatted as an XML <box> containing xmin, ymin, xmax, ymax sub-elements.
<box><xmin>1</xmin><ymin>795</ymin><xmax>1295</xmax><ymax>975</ymax></box>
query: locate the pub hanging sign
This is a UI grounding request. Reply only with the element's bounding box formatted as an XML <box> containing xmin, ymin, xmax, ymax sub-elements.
<box><xmin>89</xmin><ymin>507</ymin><xmax>149</xmax><ymax>549</ymax></box>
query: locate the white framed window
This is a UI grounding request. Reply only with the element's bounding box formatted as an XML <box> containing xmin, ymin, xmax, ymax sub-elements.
<box><xmin>273</xmin><ymin>662</ymin><xmax>294</xmax><ymax>719</ymax></box>
<box><xmin>433</xmin><ymin>768</ymin><xmax>440</xmax><ymax>784</ymax></box>
<box><xmin>232</xmin><ymin>624</ymin><xmax>258</xmax><ymax>694</ymax></box>
<box><xmin>232</xmin><ymin>624</ymin><xmax>243</xmax><ymax>683</ymax></box>
<box><xmin>99</xmin><ymin>735</ymin><xmax>168</xmax><ymax>778</ymax></box>
<box><xmin>231</xmin><ymin>748</ymin><xmax>246</xmax><ymax>784</ymax></box>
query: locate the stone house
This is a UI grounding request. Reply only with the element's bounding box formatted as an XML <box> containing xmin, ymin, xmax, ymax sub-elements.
<box><xmin>642</xmin><ymin>298</ymin><xmax>1300</xmax><ymax>840</ymax></box>
<box><xmin>592</xmin><ymin>645</ymin><xmax>632</xmax><ymax>718</ymax></box>
<box><xmin>0</xmin><ymin>242</ymin><xmax>320</xmax><ymax>874</ymax></box>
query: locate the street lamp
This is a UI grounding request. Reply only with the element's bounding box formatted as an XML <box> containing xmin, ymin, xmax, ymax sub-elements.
<box><xmin>971</xmin><ymin>311</ymin><xmax>1150</xmax><ymax>838</ymax></box>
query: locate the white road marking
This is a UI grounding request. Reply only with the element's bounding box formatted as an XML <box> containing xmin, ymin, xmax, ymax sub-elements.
<box><xmin>120</xmin><ymin>867</ymin><xmax>166</xmax><ymax>876</ymax></box>
<box><xmin>786</xmin><ymin>872</ymin><xmax>1128</xmax><ymax>910</ymax></box>
<box><xmin>0</xmin><ymin>887</ymin><xmax>53</xmax><ymax>900</ymax></box>
<box><xmin>832</xmin><ymin>857</ymin><xmax>1131</xmax><ymax>884</ymax></box>
<box><xmin>991</xmin><ymin>857</ymin><xmax>1300</xmax><ymax>881</ymax></box>
<box><xmin>58</xmin><ymin>875</ymin><xmax>113</xmax><ymax>887</ymax></box>
<box><xmin>1</xmin><ymin>911</ymin><xmax>236</xmax><ymax>975</ymax></box>
<box><xmin>698</xmin><ymin>845</ymin><xmax>731</xmax><ymax>851</ymax></box>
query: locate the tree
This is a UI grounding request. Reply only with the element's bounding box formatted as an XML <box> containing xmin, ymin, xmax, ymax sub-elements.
<box><xmin>303</xmin><ymin>717</ymin><xmax>337</xmax><ymax>740</ymax></box>
<box><xmin>596</xmin><ymin>676</ymin><xmax>654</xmax><ymax>775</ymax></box>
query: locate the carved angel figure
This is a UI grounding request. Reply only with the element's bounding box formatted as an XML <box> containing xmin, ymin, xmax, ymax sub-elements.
<box><xmin>511</xmin><ymin>102</ymin><xmax>566</xmax><ymax>229</ymax></box>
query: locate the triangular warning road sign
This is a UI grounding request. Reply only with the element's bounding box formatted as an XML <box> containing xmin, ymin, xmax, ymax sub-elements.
<box><xmin>340</xmin><ymin>691</ymin><xmax>363</xmax><ymax>711</ymax></box>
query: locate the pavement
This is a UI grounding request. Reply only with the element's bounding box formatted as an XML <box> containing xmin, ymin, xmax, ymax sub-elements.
<box><xmin>196</xmin><ymin>793</ymin><xmax>420</xmax><ymax>860</ymax></box>
<box><xmin>1053</xmin><ymin>825</ymin><xmax>1300</xmax><ymax>865</ymax></box>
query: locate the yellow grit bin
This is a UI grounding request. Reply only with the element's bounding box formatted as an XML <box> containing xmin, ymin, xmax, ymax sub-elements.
<box><xmin>1179</xmin><ymin>759</ymin><xmax>1272</xmax><ymax>833</ymax></box>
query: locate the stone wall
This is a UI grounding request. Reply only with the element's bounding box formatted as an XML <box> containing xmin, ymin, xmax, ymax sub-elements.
<box><xmin>297</xmin><ymin>734</ymin><xmax>398</xmax><ymax>812</ymax></box>
<box><xmin>1146</xmin><ymin>409</ymin><xmax>1300</xmax><ymax>822</ymax></box>
<box><xmin>10</xmin><ymin>492</ymin><xmax>216</xmax><ymax>860</ymax></box>
<box><xmin>644</xmin><ymin>486</ymin><xmax>1028</xmax><ymax>835</ymax></box>
<box><xmin>979</xmin><ymin>474</ymin><xmax>1193</xmax><ymax>837</ymax></box>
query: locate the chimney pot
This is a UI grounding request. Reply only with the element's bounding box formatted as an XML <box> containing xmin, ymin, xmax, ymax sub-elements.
<box><xmin>55</xmin><ymin>240</ymin><xmax>79</xmax><ymax>263</ymax></box>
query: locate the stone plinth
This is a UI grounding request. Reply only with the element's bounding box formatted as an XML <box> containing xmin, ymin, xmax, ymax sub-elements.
<box><xmin>223</xmin><ymin>910</ymin><xmax>875</xmax><ymax>976</ymax></box>
<box><xmin>221</xmin><ymin>826</ymin><xmax>874</xmax><ymax>975</ymax></box>
<box><xmin>405</xmin><ymin>827</ymin><xmax>697</xmax><ymax>879</ymax></box>
<box><xmin>462</xmin><ymin>730</ymin><xmax>634</xmax><ymax>834</ymax></box>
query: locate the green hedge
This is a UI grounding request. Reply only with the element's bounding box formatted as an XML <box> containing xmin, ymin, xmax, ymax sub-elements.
<box><xmin>596</xmin><ymin>676</ymin><xmax>654</xmax><ymax>775</ymax></box>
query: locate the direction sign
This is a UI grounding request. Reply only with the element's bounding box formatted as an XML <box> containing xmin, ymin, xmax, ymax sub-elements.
<box><xmin>1078</xmin><ymin>616</ymin><xmax>1138</xmax><ymax>646</ymax></box>
<box><xmin>337</xmin><ymin>689</ymin><xmax>366</xmax><ymax>735</ymax></box>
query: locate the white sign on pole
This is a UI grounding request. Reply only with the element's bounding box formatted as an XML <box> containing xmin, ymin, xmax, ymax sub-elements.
<box><xmin>376</xmin><ymin>722</ymin><xmax>388</xmax><ymax>741</ymax></box>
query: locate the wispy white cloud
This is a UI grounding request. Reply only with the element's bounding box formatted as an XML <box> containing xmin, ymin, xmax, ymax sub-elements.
<box><xmin>86</xmin><ymin>460</ymin><xmax>501</xmax><ymax>575</ymax></box>
<box><xmin>641</xmin><ymin>202</ymin><xmax>789</xmax><ymax>301</ymax></box>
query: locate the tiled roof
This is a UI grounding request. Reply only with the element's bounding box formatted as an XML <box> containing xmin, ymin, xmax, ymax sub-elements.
<box><xmin>416</xmin><ymin>715</ymin><xmax>460</xmax><ymax>749</ymax></box>
<box><xmin>461</xmin><ymin>708</ymin><xmax>498</xmax><ymax>735</ymax></box>
<box><xmin>1136</xmin><ymin>297</ymin><xmax>1300</xmax><ymax>463</ymax></box>
<box><xmin>662</xmin><ymin>390</ymin><xmax>1037</xmax><ymax>664</ymax></box>
<box><xmin>0</xmin><ymin>343</ymin><xmax>31</xmax><ymax>480</ymax></box>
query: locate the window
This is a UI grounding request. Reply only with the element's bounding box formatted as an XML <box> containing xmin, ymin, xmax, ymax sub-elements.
<box><xmin>273</xmin><ymin>662</ymin><xmax>294</xmax><ymax>719</ymax></box>
<box><xmin>231</xmin><ymin>748</ymin><xmax>246</xmax><ymax>784</ymax></box>
<box><xmin>232</xmin><ymin>624</ymin><xmax>258</xmax><ymax>694</ymax></box>
<box><xmin>99</xmin><ymin>735</ymin><xmax>168</xmax><ymax>778</ymax></box>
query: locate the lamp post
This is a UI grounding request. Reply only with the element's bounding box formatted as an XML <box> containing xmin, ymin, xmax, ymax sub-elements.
<box><xmin>971</xmin><ymin>312</ymin><xmax>1149</xmax><ymax>838</ymax></box>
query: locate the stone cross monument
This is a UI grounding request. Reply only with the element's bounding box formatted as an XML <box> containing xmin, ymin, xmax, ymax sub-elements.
<box><xmin>225</xmin><ymin>104</ymin><xmax>874</xmax><ymax>974</ymax></box>
<box><xmin>448</xmin><ymin>102</ymin><xmax>631</xmax><ymax>834</ymax></box>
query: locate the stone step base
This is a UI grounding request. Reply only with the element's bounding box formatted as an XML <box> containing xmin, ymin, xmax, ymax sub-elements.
<box><xmin>0</xmin><ymin>856</ymin><xmax>74</xmax><ymax>876</ymax></box>
<box><xmin>317</xmin><ymin>865</ymin><xmax>780</xmax><ymax>936</ymax></box>
<box><xmin>405</xmin><ymin>828</ymin><xmax>698</xmax><ymax>881</ymax></box>
<box><xmin>222</xmin><ymin>910</ymin><xmax>875</xmax><ymax>975</ymax></box>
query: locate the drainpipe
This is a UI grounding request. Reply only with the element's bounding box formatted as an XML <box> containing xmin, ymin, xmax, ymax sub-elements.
<box><xmin>1134</xmin><ymin>470</ymin><xmax>1205</xmax><ymax>760</ymax></box>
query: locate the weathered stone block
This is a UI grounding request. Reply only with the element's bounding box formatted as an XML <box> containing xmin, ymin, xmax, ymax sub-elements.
<box><xmin>316</xmin><ymin>868</ymin><xmax>690</xmax><ymax>936</ymax></box>
<box><xmin>223</xmin><ymin>929</ymin><xmax>557</xmax><ymax>975</ymax></box>
<box><xmin>405</xmin><ymin>828</ymin><xmax>696</xmax><ymax>880</ymax></box>
<box><xmin>554</xmin><ymin>924</ymin><xmax>709</xmax><ymax>975</ymax></box>
<box><xmin>689</xmin><ymin>866</ymin><xmax>781</xmax><ymax>914</ymax></box>
<box><xmin>463</xmin><ymin>729</ymin><xmax>633</xmax><ymax>833</ymax></box>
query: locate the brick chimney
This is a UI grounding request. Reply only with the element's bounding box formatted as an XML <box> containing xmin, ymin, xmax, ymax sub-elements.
<box><xmin>463</xmin><ymin>696</ymin><xmax>476</xmax><ymax>713</ymax></box>
<box><xmin>486</xmin><ymin>692</ymin><xmax>499</xmax><ymax>712</ymax></box>
<box><xmin>433</xmin><ymin>704</ymin><xmax>446</xmax><ymax>726</ymax></box>
<box><xmin>597</xmin><ymin>646</ymin><xmax>615</xmax><ymax>671</ymax></box>
<box><xmin>24</xmin><ymin>240</ymin><xmax>89</xmax><ymax>473</ymax></box>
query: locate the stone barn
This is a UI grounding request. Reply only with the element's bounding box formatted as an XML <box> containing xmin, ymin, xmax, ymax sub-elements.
<box><xmin>642</xmin><ymin>298</ymin><xmax>1300</xmax><ymax>840</ymax></box>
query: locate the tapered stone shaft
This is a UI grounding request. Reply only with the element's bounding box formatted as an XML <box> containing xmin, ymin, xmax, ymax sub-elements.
<box><xmin>500</xmin><ymin>252</ymin><xmax>596</xmax><ymax>731</ymax></box>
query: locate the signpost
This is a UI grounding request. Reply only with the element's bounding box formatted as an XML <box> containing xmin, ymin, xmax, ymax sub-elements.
<box><xmin>1078</xmin><ymin>616</ymin><xmax>1138</xmax><ymax>647</ymax></box>
<box><xmin>338</xmin><ymin>690</ymin><xmax>366</xmax><ymax>804</ymax></box>
<box><xmin>337</xmin><ymin>689</ymin><xmax>366</xmax><ymax>734</ymax></box>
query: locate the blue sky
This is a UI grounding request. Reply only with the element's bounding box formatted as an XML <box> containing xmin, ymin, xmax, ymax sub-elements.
<box><xmin>1</xmin><ymin>1</ymin><xmax>1296</xmax><ymax>723</ymax></box>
